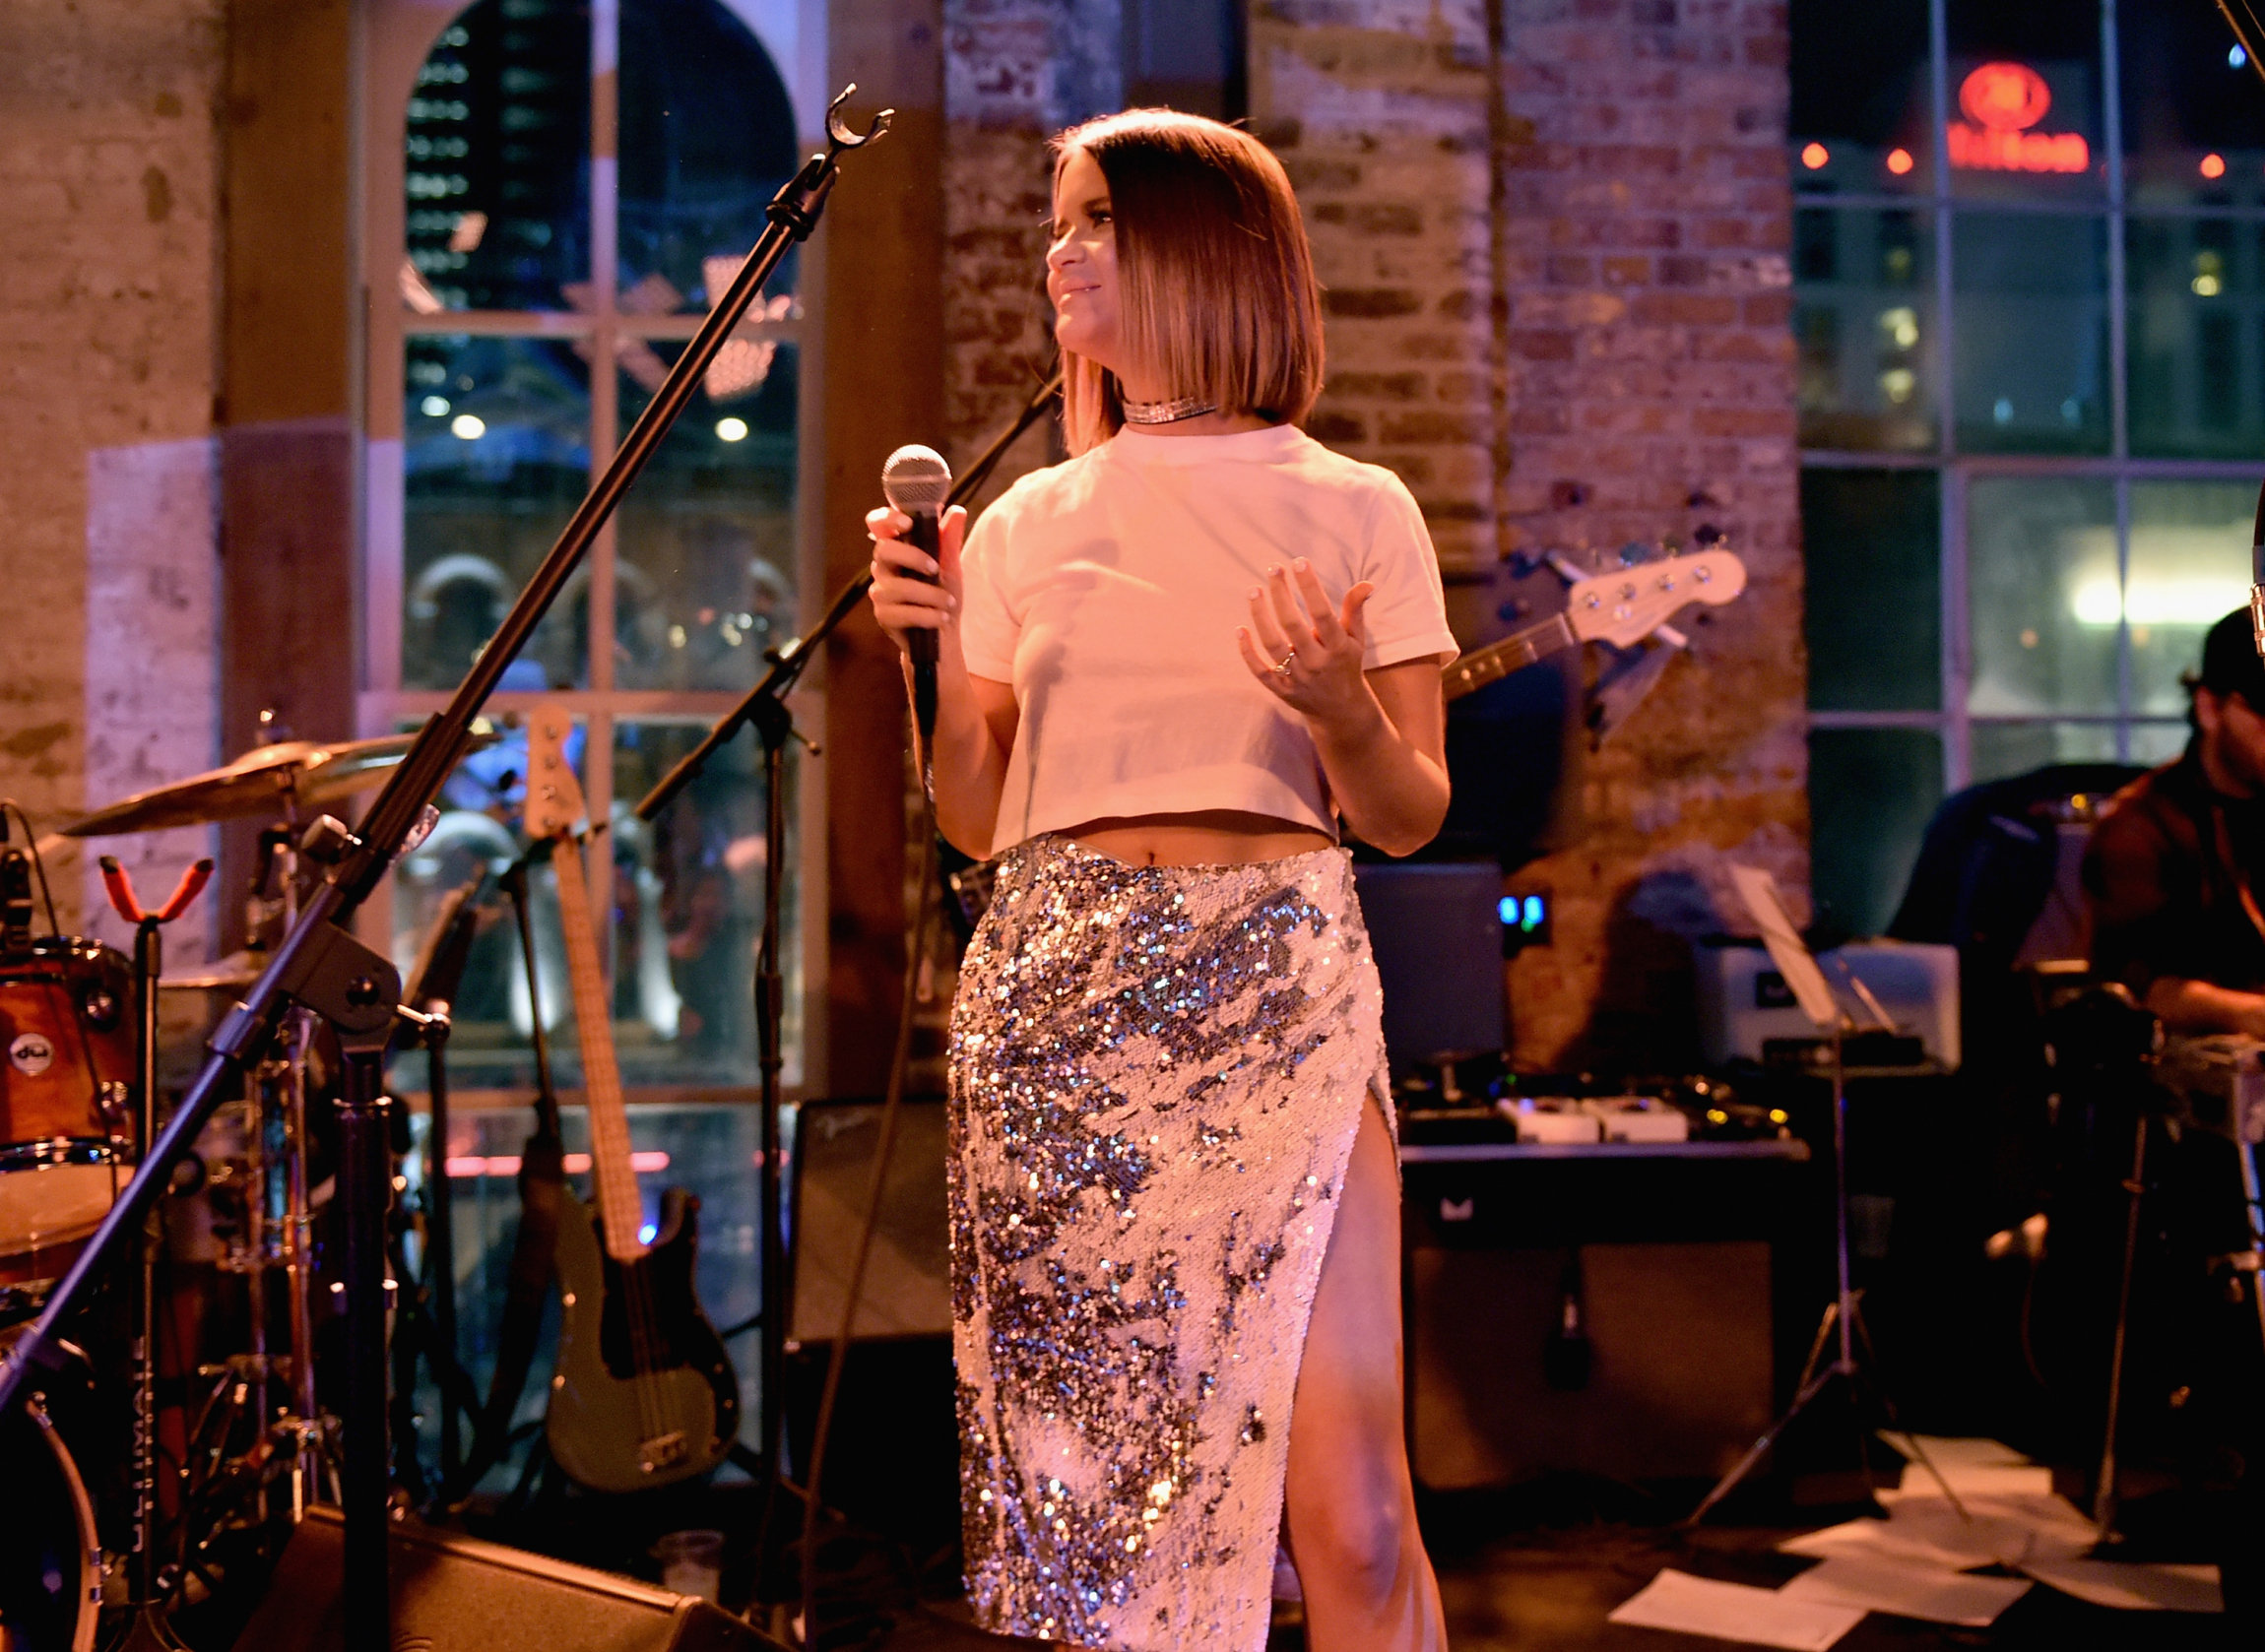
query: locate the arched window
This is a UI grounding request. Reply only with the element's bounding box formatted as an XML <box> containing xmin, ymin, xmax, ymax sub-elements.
<box><xmin>363</xmin><ymin>0</ymin><xmax>822</xmax><ymax>1102</ymax></box>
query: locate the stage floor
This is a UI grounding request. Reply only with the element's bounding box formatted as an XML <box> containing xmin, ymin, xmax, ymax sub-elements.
<box><xmin>854</xmin><ymin>1504</ymin><xmax>2238</xmax><ymax>1651</ymax></box>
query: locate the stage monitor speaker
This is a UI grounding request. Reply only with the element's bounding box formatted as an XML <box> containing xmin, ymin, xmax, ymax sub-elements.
<box><xmin>1409</xmin><ymin>1240</ymin><xmax>1775</xmax><ymax>1490</ymax></box>
<box><xmin>228</xmin><ymin>1505</ymin><xmax>775</xmax><ymax>1651</ymax></box>
<box><xmin>1350</xmin><ymin>860</ymin><xmax>1505</xmax><ymax>1070</ymax></box>
<box><xmin>788</xmin><ymin>1097</ymin><xmax>950</xmax><ymax>1344</ymax></box>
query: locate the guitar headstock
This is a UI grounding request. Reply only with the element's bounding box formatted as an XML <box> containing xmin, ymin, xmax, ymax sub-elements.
<box><xmin>523</xmin><ymin>707</ymin><xmax>588</xmax><ymax>841</ymax></box>
<box><xmin>1561</xmin><ymin>549</ymin><xmax>1747</xmax><ymax>649</ymax></box>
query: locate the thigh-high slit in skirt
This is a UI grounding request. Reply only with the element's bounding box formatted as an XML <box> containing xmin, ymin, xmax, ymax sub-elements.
<box><xmin>948</xmin><ymin>834</ymin><xmax>1391</xmax><ymax>1652</ymax></box>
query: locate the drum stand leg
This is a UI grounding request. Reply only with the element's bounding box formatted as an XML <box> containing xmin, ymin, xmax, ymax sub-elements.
<box><xmin>127</xmin><ymin>915</ymin><xmax>166</xmax><ymax>1609</ymax></box>
<box><xmin>2092</xmin><ymin>1110</ymin><xmax>2152</xmax><ymax>1536</ymax></box>
<box><xmin>335</xmin><ymin>1043</ymin><xmax>394</xmax><ymax>1652</ymax></box>
<box><xmin>271</xmin><ymin>1011</ymin><xmax>332</xmax><ymax>1519</ymax></box>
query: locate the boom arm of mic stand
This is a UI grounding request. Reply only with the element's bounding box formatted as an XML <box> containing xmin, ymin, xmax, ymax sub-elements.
<box><xmin>633</xmin><ymin>363</ymin><xmax>1064</xmax><ymax>822</ymax></box>
<box><xmin>0</xmin><ymin>84</ymin><xmax>892</xmax><ymax>1416</ymax></box>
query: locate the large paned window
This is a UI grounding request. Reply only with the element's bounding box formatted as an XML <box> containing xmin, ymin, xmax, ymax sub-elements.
<box><xmin>365</xmin><ymin>0</ymin><xmax>821</xmax><ymax>1098</ymax></box>
<box><xmin>1794</xmin><ymin>0</ymin><xmax>2265</xmax><ymax>932</ymax></box>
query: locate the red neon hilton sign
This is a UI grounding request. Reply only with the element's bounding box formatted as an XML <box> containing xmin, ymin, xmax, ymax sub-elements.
<box><xmin>1949</xmin><ymin>62</ymin><xmax>2089</xmax><ymax>174</ymax></box>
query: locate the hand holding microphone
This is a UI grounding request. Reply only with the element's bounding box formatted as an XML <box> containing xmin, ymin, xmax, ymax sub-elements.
<box><xmin>870</xmin><ymin>444</ymin><xmax>963</xmax><ymax>747</ymax></box>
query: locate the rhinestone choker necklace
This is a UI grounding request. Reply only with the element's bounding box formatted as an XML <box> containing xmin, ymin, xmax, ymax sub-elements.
<box><xmin>1121</xmin><ymin>393</ymin><xmax>1219</xmax><ymax>425</ymax></box>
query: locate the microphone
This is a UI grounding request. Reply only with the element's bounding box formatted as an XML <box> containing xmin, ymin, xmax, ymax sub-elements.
<box><xmin>2251</xmin><ymin>477</ymin><xmax>2265</xmax><ymax>660</ymax></box>
<box><xmin>881</xmin><ymin>443</ymin><xmax>953</xmax><ymax>747</ymax></box>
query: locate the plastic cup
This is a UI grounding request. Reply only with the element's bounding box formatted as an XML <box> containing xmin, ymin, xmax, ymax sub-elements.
<box><xmin>654</xmin><ymin>1528</ymin><xmax>727</xmax><ymax>1603</ymax></box>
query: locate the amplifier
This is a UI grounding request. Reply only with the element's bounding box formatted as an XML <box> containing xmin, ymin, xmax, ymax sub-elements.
<box><xmin>789</xmin><ymin>1096</ymin><xmax>950</xmax><ymax>1343</ymax></box>
<box><xmin>229</xmin><ymin>1506</ymin><xmax>776</xmax><ymax>1651</ymax></box>
<box><xmin>1696</xmin><ymin>938</ymin><xmax>1960</xmax><ymax>1069</ymax></box>
<box><xmin>1410</xmin><ymin>1240</ymin><xmax>1775</xmax><ymax>1489</ymax></box>
<box><xmin>1401</xmin><ymin>1140</ymin><xmax>1808</xmax><ymax>1490</ymax></box>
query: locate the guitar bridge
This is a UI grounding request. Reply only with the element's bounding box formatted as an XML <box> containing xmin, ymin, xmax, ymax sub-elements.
<box><xmin>639</xmin><ymin>1430</ymin><xmax>690</xmax><ymax>1473</ymax></box>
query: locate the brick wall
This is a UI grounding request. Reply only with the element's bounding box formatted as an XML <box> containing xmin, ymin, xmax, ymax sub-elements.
<box><xmin>0</xmin><ymin>0</ymin><xmax>225</xmax><ymax>928</ymax></box>
<box><xmin>1250</xmin><ymin>0</ymin><xmax>1497</xmax><ymax>572</ymax></box>
<box><xmin>1487</xmin><ymin>0</ymin><xmax>1804</xmax><ymax>1068</ymax></box>
<box><xmin>938</xmin><ymin>0</ymin><xmax>1121</xmax><ymax>503</ymax></box>
<box><xmin>938</xmin><ymin>0</ymin><xmax>1805</xmax><ymax>1073</ymax></box>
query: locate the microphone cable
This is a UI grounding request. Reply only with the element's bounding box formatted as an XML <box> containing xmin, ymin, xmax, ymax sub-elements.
<box><xmin>795</xmin><ymin>776</ymin><xmax>945</xmax><ymax>1647</ymax></box>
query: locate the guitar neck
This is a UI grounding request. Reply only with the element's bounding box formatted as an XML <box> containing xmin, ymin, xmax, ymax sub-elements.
<box><xmin>548</xmin><ymin>833</ymin><xmax>646</xmax><ymax>1262</ymax></box>
<box><xmin>1443</xmin><ymin>611</ymin><xmax>1580</xmax><ymax>701</ymax></box>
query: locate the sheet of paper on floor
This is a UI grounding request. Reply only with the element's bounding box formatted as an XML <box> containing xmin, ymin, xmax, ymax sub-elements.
<box><xmin>1784</xmin><ymin>1489</ymin><xmax>2097</xmax><ymax>1571</ymax></box>
<box><xmin>1607</xmin><ymin>1570</ymin><xmax>1866</xmax><ymax>1651</ymax></box>
<box><xmin>1782</xmin><ymin>1509</ymin><xmax>2015</xmax><ymax>1572</ymax></box>
<box><xmin>2021</xmin><ymin>1557</ymin><xmax>2223</xmax><ymax>1614</ymax></box>
<box><xmin>1887</xmin><ymin>1490</ymin><xmax>2096</xmax><ymax>1565</ymax></box>
<box><xmin>1894</xmin><ymin>1456</ymin><xmax>2055</xmax><ymax>1497</ymax></box>
<box><xmin>1876</xmin><ymin>1433</ymin><xmax>2033</xmax><ymax>1470</ymax></box>
<box><xmin>1780</xmin><ymin>1555</ymin><xmax>2031</xmax><ymax>1626</ymax></box>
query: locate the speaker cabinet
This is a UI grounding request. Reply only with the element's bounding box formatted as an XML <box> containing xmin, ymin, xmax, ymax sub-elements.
<box><xmin>229</xmin><ymin>1505</ymin><xmax>775</xmax><ymax>1652</ymax></box>
<box><xmin>1409</xmin><ymin>1240</ymin><xmax>1776</xmax><ymax>1490</ymax></box>
<box><xmin>781</xmin><ymin>1098</ymin><xmax>959</xmax><ymax>1552</ymax></box>
<box><xmin>788</xmin><ymin>1097</ymin><xmax>950</xmax><ymax>1344</ymax></box>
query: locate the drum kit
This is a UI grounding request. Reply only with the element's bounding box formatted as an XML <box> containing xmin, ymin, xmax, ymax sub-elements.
<box><xmin>0</xmin><ymin>731</ymin><xmax>478</xmax><ymax>1652</ymax></box>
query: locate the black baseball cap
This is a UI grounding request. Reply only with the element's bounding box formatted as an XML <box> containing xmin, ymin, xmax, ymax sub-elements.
<box><xmin>2197</xmin><ymin>606</ymin><xmax>2265</xmax><ymax>709</ymax></box>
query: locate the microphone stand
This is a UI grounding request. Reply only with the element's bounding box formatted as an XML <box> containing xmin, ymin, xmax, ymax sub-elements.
<box><xmin>0</xmin><ymin>88</ymin><xmax>891</xmax><ymax>1652</ymax></box>
<box><xmin>630</xmin><ymin>358</ymin><xmax>1059</xmax><ymax>1581</ymax></box>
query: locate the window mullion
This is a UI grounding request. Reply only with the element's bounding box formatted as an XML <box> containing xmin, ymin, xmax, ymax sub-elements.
<box><xmin>1926</xmin><ymin>0</ymin><xmax>1967</xmax><ymax>793</ymax></box>
<box><xmin>587</xmin><ymin>0</ymin><xmax>622</xmax><ymax>944</ymax></box>
<box><xmin>2102</xmin><ymin>0</ymin><xmax>2135</xmax><ymax>762</ymax></box>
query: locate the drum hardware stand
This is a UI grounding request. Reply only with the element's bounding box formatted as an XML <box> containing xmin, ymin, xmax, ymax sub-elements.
<box><xmin>631</xmin><ymin>356</ymin><xmax>1062</xmax><ymax>1608</ymax></box>
<box><xmin>273</xmin><ymin>1009</ymin><xmax>331</xmax><ymax>1519</ymax></box>
<box><xmin>1687</xmin><ymin>869</ymin><xmax>1968</xmax><ymax>1528</ymax></box>
<box><xmin>0</xmin><ymin>92</ymin><xmax>885</xmax><ymax>1652</ymax></box>
<box><xmin>188</xmin><ymin>1006</ymin><xmax>344</xmax><ymax>1533</ymax></box>
<box><xmin>434</xmin><ymin>853</ymin><xmax>569</xmax><ymax>1507</ymax></box>
<box><xmin>94</xmin><ymin>854</ymin><xmax>215</xmax><ymax>1619</ymax></box>
<box><xmin>383</xmin><ymin>880</ymin><xmax>486</xmax><ymax>1502</ymax></box>
<box><xmin>2090</xmin><ymin>1030</ymin><xmax>2265</xmax><ymax>1542</ymax></box>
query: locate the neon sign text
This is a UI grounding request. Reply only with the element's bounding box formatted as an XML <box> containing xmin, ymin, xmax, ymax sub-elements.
<box><xmin>1948</xmin><ymin>62</ymin><xmax>2089</xmax><ymax>176</ymax></box>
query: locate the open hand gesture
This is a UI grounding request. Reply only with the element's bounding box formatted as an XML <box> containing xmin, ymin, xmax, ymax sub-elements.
<box><xmin>1237</xmin><ymin>559</ymin><xmax>1376</xmax><ymax>723</ymax></box>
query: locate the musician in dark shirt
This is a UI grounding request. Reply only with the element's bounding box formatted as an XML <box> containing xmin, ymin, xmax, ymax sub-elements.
<box><xmin>2085</xmin><ymin>606</ymin><xmax>2265</xmax><ymax>1029</ymax></box>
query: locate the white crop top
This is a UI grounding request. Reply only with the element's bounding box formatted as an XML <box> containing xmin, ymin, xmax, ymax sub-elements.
<box><xmin>956</xmin><ymin>422</ymin><xmax>1459</xmax><ymax>858</ymax></box>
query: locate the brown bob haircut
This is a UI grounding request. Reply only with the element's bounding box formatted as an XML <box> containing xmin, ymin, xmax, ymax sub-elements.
<box><xmin>1052</xmin><ymin>109</ymin><xmax>1326</xmax><ymax>453</ymax></box>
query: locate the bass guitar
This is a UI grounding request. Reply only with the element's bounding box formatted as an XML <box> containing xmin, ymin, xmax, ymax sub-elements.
<box><xmin>527</xmin><ymin>708</ymin><xmax>740</xmax><ymax>1492</ymax></box>
<box><xmin>1442</xmin><ymin>547</ymin><xmax>1746</xmax><ymax>702</ymax></box>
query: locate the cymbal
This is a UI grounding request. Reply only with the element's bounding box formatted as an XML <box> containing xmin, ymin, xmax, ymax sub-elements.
<box><xmin>61</xmin><ymin>731</ymin><xmax>495</xmax><ymax>839</ymax></box>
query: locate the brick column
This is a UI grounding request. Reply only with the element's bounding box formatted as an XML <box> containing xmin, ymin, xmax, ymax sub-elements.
<box><xmin>1251</xmin><ymin>0</ymin><xmax>1804</xmax><ymax>1070</ymax></box>
<box><xmin>1492</xmin><ymin>0</ymin><xmax>1805</xmax><ymax>1069</ymax></box>
<box><xmin>1250</xmin><ymin>0</ymin><xmax>1498</xmax><ymax>573</ymax></box>
<box><xmin>939</xmin><ymin>0</ymin><xmax>1122</xmax><ymax>503</ymax></box>
<box><xmin>0</xmin><ymin>0</ymin><xmax>226</xmax><ymax>927</ymax></box>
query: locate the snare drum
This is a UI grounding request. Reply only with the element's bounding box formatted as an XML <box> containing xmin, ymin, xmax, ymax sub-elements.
<box><xmin>0</xmin><ymin>939</ymin><xmax>134</xmax><ymax>1289</ymax></box>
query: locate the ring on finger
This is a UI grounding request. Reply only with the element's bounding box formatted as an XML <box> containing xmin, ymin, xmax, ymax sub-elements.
<box><xmin>1271</xmin><ymin>651</ymin><xmax>1297</xmax><ymax>675</ymax></box>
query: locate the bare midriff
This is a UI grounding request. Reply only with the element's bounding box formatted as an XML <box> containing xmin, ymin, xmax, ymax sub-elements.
<box><xmin>1064</xmin><ymin>810</ymin><xmax>1336</xmax><ymax>867</ymax></box>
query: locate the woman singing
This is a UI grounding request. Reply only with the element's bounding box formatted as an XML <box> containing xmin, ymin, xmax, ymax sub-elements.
<box><xmin>866</xmin><ymin>108</ymin><xmax>1454</xmax><ymax>1652</ymax></box>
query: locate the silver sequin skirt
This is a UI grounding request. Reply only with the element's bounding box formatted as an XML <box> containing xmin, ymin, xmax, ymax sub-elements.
<box><xmin>948</xmin><ymin>833</ymin><xmax>1391</xmax><ymax>1652</ymax></box>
